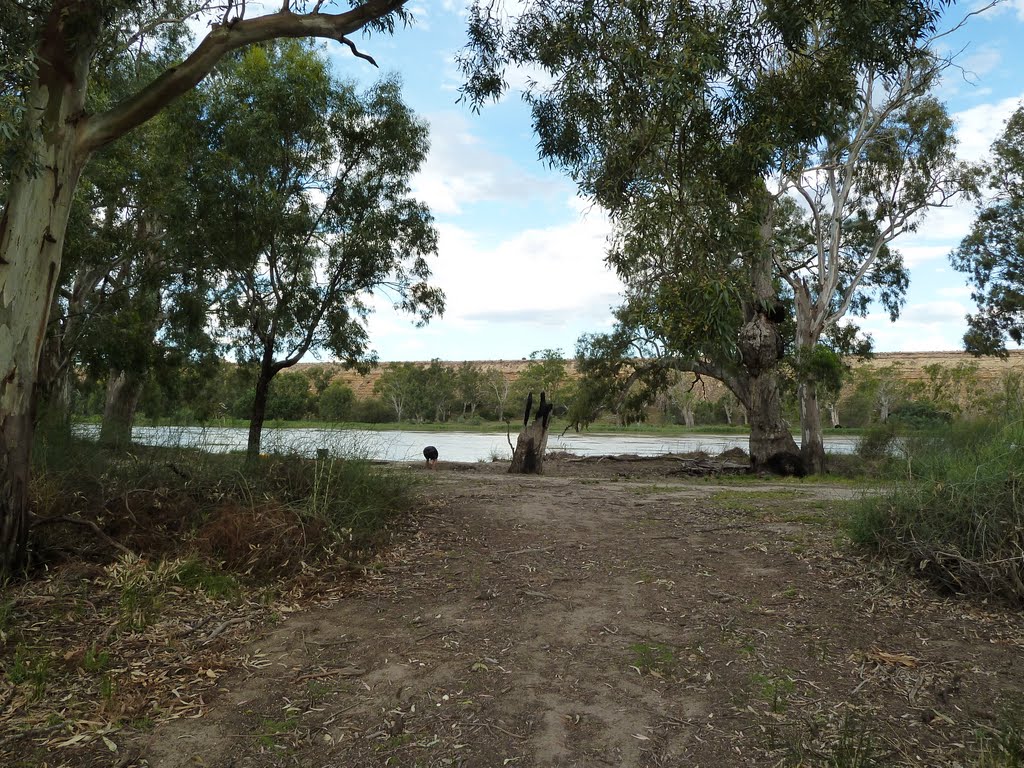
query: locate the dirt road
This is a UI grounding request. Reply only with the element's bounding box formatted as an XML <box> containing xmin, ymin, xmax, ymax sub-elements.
<box><xmin>133</xmin><ymin>463</ymin><xmax>1024</xmax><ymax>767</ymax></box>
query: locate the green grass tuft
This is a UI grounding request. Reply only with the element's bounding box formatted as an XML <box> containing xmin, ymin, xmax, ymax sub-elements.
<box><xmin>847</xmin><ymin>418</ymin><xmax>1024</xmax><ymax>604</ymax></box>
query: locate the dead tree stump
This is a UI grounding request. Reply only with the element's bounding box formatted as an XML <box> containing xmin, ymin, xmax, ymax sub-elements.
<box><xmin>509</xmin><ymin>391</ymin><xmax>554</xmax><ymax>474</ymax></box>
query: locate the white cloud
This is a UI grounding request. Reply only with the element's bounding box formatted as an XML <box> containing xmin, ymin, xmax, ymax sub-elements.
<box><xmin>961</xmin><ymin>44</ymin><xmax>1003</xmax><ymax>79</ymax></box>
<box><xmin>954</xmin><ymin>94</ymin><xmax>1024</xmax><ymax>162</ymax></box>
<box><xmin>858</xmin><ymin>300</ymin><xmax>970</xmax><ymax>352</ymax></box>
<box><xmin>362</xmin><ymin>204</ymin><xmax>623</xmax><ymax>359</ymax></box>
<box><xmin>429</xmin><ymin>211</ymin><xmax>619</xmax><ymax>322</ymax></box>
<box><xmin>889</xmin><ymin>199</ymin><xmax>976</xmax><ymax>266</ymax></box>
<box><xmin>902</xmin><ymin>301</ymin><xmax>970</xmax><ymax>324</ymax></box>
<box><xmin>411</xmin><ymin>111</ymin><xmax>560</xmax><ymax>215</ymax></box>
<box><xmin>406</xmin><ymin>3</ymin><xmax>431</xmax><ymax>30</ymax></box>
<box><xmin>896</xmin><ymin>243</ymin><xmax>955</xmax><ymax>267</ymax></box>
<box><xmin>936</xmin><ymin>284</ymin><xmax>973</xmax><ymax>299</ymax></box>
<box><xmin>981</xmin><ymin>0</ymin><xmax>1024</xmax><ymax>22</ymax></box>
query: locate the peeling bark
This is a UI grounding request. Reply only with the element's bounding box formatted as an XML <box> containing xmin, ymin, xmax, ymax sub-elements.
<box><xmin>793</xmin><ymin>284</ymin><xmax>826</xmax><ymax>474</ymax></box>
<box><xmin>798</xmin><ymin>381</ymin><xmax>826</xmax><ymax>475</ymax></box>
<box><xmin>0</xmin><ymin>10</ymin><xmax>92</xmax><ymax>573</ymax></box>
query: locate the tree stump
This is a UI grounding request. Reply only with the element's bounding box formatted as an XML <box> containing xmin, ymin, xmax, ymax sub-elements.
<box><xmin>509</xmin><ymin>392</ymin><xmax>553</xmax><ymax>474</ymax></box>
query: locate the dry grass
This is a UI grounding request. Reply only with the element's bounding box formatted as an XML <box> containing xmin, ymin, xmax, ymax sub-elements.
<box><xmin>0</xmin><ymin>438</ymin><xmax>420</xmax><ymax>766</ymax></box>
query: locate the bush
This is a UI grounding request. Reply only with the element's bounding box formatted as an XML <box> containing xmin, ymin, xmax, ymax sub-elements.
<box><xmin>319</xmin><ymin>381</ymin><xmax>355</xmax><ymax>421</ymax></box>
<box><xmin>889</xmin><ymin>401</ymin><xmax>952</xmax><ymax>429</ymax></box>
<box><xmin>29</xmin><ymin>435</ymin><xmax>418</xmax><ymax>579</ymax></box>
<box><xmin>351</xmin><ymin>397</ymin><xmax>395</xmax><ymax>423</ymax></box>
<box><xmin>855</xmin><ymin>421</ymin><xmax>898</xmax><ymax>460</ymax></box>
<box><xmin>847</xmin><ymin>418</ymin><xmax>1024</xmax><ymax>604</ymax></box>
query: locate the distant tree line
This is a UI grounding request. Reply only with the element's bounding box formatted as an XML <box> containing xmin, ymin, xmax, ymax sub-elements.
<box><xmin>69</xmin><ymin>349</ymin><xmax>1024</xmax><ymax>434</ymax></box>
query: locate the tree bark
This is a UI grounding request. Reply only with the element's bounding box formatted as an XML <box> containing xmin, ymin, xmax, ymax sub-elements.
<box><xmin>736</xmin><ymin>309</ymin><xmax>801</xmax><ymax>473</ymax></box>
<box><xmin>792</xmin><ymin>281</ymin><xmax>826</xmax><ymax>474</ymax></box>
<box><xmin>0</xmin><ymin>10</ymin><xmax>93</xmax><ymax>574</ymax></box>
<box><xmin>509</xmin><ymin>396</ymin><xmax>553</xmax><ymax>474</ymax></box>
<box><xmin>247</xmin><ymin>367</ymin><xmax>273</xmax><ymax>464</ymax></box>
<box><xmin>99</xmin><ymin>368</ymin><xmax>145</xmax><ymax>449</ymax></box>
<box><xmin>828</xmin><ymin>401</ymin><xmax>841</xmax><ymax>428</ymax></box>
<box><xmin>36</xmin><ymin>301</ymin><xmax>75</xmax><ymax>436</ymax></box>
<box><xmin>681</xmin><ymin>404</ymin><xmax>695</xmax><ymax>428</ymax></box>
<box><xmin>743</xmin><ymin>371</ymin><xmax>800</xmax><ymax>470</ymax></box>
<box><xmin>798</xmin><ymin>381</ymin><xmax>826</xmax><ymax>475</ymax></box>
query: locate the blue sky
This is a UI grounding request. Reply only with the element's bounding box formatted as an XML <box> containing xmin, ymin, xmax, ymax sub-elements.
<box><xmin>318</xmin><ymin>1</ymin><xmax>1024</xmax><ymax>362</ymax></box>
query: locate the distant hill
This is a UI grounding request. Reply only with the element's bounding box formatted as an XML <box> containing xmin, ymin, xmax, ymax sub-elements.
<box><xmin>292</xmin><ymin>359</ymin><xmax>577</xmax><ymax>400</ymax></box>
<box><xmin>293</xmin><ymin>350</ymin><xmax>1024</xmax><ymax>401</ymax></box>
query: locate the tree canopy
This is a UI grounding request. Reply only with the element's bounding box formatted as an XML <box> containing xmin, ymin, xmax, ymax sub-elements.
<box><xmin>952</xmin><ymin>104</ymin><xmax>1024</xmax><ymax>356</ymax></box>
<box><xmin>459</xmin><ymin>0</ymin><xmax>963</xmax><ymax>473</ymax></box>
<box><xmin>0</xmin><ymin>0</ymin><xmax>414</xmax><ymax>575</ymax></box>
<box><xmin>183</xmin><ymin>41</ymin><xmax>441</xmax><ymax>458</ymax></box>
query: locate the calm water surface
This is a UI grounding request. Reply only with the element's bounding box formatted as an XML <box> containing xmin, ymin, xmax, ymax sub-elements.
<box><xmin>73</xmin><ymin>425</ymin><xmax>858</xmax><ymax>462</ymax></box>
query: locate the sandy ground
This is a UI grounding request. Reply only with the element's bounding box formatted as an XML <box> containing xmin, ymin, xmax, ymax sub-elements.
<box><xmin>123</xmin><ymin>458</ymin><xmax>1024</xmax><ymax>767</ymax></box>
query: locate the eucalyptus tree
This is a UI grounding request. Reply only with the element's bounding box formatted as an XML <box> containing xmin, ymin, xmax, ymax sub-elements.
<box><xmin>1</xmin><ymin>0</ymin><xmax>413</xmax><ymax>573</ymax></box>
<box><xmin>483</xmin><ymin>367</ymin><xmax>512</xmax><ymax>421</ymax></box>
<box><xmin>373</xmin><ymin>362</ymin><xmax>420</xmax><ymax>422</ymax></box>
<box><xmin>199</xmin><ymin>43</ymin><xmax>441</xmax><ymax>461</ymax></box>
<box><xmin>455</xmin><ymin>362</ymin><xmax>485</xmax><ymax>418</ymax></box>
<box><xmin>70</xmin><ymin>102</ymin><xmax>210</xmax><ymax>449</ymax></box>
<box><xmin>419</xmin><ymin>360</ymin><xmax>457</xmax><ymax>422</ymax></box>
<box><xmin>776</xmin><ymin>86</ymin><xmax>966</xmax><ymax>471</ymax></box>
<box><xmin>460</xmin><ymin>0</ymin><xmax>959</xmax><ymax>473</ymax></box>
<box><xmin>511</xmin><ymin>349</ymin><xmax>571</xmax><ymax>407</ymax></box>
<box><xmin>34</xmin><ymin>37</ymin><xmax>196</xmax><ymax>437</ymax></box>
<box><xmin>951</xmin><ymin>104</ymin><xmax>1024</xmax><ymax>355</ymax></box>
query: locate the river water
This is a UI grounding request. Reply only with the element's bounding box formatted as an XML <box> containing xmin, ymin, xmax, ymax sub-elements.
<box><xmin>73</xmin><ymin>425</ymin><xmax>859</xmax><ymax>463</ymax></box>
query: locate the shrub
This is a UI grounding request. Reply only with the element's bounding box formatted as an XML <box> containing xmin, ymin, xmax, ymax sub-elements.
<box><xmin>889</xmin><ymin>401</ymin><xmax>952</xmax><ymax>429</ymax></box>
<box><xmin>319</xmin><ymin>381</ymin><xmax>355</xmax><ymax>421</ymax></box>
<box><xmin>29</xmin><ymin>434</ymin><xmax>419</xmax><ymax>579</ymax></box>
<box><xmin>350</xmin><ymin>397</ymin><xmax>395</xmax><ymax>423</ymax></box>
<box><xmin>847</xmin><ymin>418</ymin><xmax>1024</xmax><ymax>604</ymax></box>
<box><xmin>855</xmin><ymin>421</ymin><xmax>898</xmax><ymax>461</ymax></box>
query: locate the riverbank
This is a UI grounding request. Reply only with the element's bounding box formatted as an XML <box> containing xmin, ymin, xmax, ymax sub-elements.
<box><xmin>75</xmin><ymin>416</ymin><xmax>859</xmax><ymax>438</ymax></box>
<box><xmin>69</xmin><ymin>424</ymin><xmax>862</xmax><ymax>463</ymax></box>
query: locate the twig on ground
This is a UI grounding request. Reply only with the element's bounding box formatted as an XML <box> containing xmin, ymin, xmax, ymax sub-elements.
<box><xmin>521</xmin><ymin>589</ymin><xmax>556</xmax><ymax>600</ymax></box>
<box><xmin>295</xmin><ymin>667</ymin><xmax>365</xmax><ymax>683</ymax></box>
<box><xmin>202</xmin><ymin>617</ymin><xmax>247</xmax><ymax>645</ymax></box>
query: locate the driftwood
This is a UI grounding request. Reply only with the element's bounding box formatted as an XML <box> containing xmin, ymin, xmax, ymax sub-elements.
<box><xmin>509</xmin><ymin>391</ymin><xmax>554</xmax><ymax>474</ymax></box>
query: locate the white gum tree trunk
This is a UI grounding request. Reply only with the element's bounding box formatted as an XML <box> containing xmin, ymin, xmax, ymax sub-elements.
<box><xmin>1</xmin><ymin>33</ymin><xmax>91</xmax><ymax>572</ymax></box>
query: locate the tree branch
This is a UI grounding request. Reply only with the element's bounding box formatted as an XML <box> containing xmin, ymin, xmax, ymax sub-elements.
<box><xmin>338</xmin><ymin>35</ymin><xmax>379</xmax><ymax>67</ymax></box>
<box><xmin>80</xmin><ymin>0</ymin><xmax>408</xmax><ymax>152</ymax></box>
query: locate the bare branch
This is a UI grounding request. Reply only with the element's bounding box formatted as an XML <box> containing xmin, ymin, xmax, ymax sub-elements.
<box><xmin>338</xmin><ymin>36</ymin><xmax>379</xmax><ymax>67</ymax></box>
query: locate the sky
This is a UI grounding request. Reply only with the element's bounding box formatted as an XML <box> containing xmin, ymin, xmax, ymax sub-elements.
<box><xmin>314</xmin><ymin>0</ymin><xmax>1024</xmax><ymax>362</ymax></box>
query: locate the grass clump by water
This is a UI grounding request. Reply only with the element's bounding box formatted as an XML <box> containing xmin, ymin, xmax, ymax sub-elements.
<box><xmin>847</xmin><ymin>418</ymin><xmax>1024</xmax><ymax>604</ymax></box>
